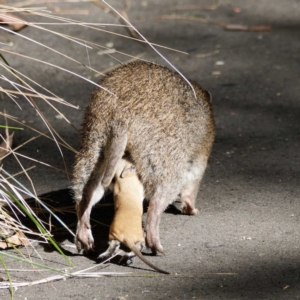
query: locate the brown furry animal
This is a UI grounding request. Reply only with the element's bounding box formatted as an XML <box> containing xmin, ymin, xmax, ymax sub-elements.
<box><xmin>73</xmin><ymin>61</ymin><xmax>215</xmax><ymax>255</ymax></box>
<box><xmin>99</xmin><ymin>157</ymin><xmax>169</xmax><ymax>274</ymax></box>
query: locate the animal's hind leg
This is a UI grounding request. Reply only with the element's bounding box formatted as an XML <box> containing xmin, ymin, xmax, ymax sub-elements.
<box><xmin>180</xmin><ymin>179</ymin><xmax>200</xmax><ymax>215</ymax></box>
<box><xmin>180</xmin><ymin>158</ymin><xmax>208</xmax><ymax>215</ymax></box>
<box><xmin>74</xmin><ymin>147</ymin><xmax>105</xmax><ymax>253</ymax></box>
<box><xmin>75</xmin><ymin>180</ymin><xmax>104</xmax><ymax>252</ymax></box>
<box><xmin>146</xmin><ymin>192</ymin><xmax>169</xmax><ymax>255</ymax></box>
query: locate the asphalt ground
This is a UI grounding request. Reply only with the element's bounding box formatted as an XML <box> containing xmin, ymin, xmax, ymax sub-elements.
<box><xmin>0</xmin><ymin>0</ymin><xmax>299</xmax><ymax>299</ymax></box>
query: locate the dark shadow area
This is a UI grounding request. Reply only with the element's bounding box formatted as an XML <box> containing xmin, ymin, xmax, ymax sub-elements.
<box><xmin>19</xmin><ymin>189</ymin><xmax>113</xmax><ymax>258</ymax></box>
<box><xmin>20</xmin><ymin>188</ymin><xmax>181</xmax><ymax>266</ymax></box>
<box><xmin>170</xmin><ymin>261</ymin><xmax>300</xmax><ymax>299</ymax></box>
<box><xmin>108</xmin><ymin>258</ymin><xmax>300</xmax><ymax>299</ymax></box>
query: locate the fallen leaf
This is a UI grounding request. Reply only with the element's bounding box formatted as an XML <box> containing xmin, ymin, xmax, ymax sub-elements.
<box><xmin>224</xmin><ymin>24</ymin><xmax>272</xmax><ymax>31</ymax></box>
<box><xmin>250</xmin><ymin>26</ymin><xmax>272</xmax><ymax>32</ymax></box>
<box><xmin>233</xmin><ymin>7</ymin><xmax>241</xmax><ymax>13</ymax></box>
<box><xmin>0</xmin><ymin>228</ymin><xmax>29</xmax><ymax>249</ymax></box>
<box><xmin>105</xmin><ymin>41</ymin><xmax>114</xmax><ymax>48</ymax></box>
<box><xmin>224</xmin><ymin>24</ymin><xmax>248</xmax><ymax>31</ymax></box>
<box><xmin>0</xmin><ymin>224</ymin><xmax>14</xmax><ymax>239</ymax></box>
<box><xmin>0</xmin><ymin>13</ymin><xmax>27</xmax><ymax>31</ymax></box>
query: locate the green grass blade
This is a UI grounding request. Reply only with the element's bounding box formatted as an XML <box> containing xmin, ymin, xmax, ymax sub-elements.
<box><xmin>2</xmin><ymin>168</ymin><xmax>75</xmax><ymax>238</ymax></box>
<box><xmin>0</xmin><ymin>255</ymin><xmax>14</xmax><ymax>299</ymax></box>
<box><xmin>0</xmin><ymin>252</ymin><xmax>66</xmax><ymax>274</ymax></box>
<box><xmin>0</xmin><ymin>53</ymin><xmax>11</xmax><ymax>67</ymax></box>
<box><xmin>0</xmin><ymin>125</ymin><xmax>23</xmax><ymax>130</ymax></box>
<box><xmin>5</xmin><ymin>189</ymin><xmax>74</xmax><ymax>266</ymax></box>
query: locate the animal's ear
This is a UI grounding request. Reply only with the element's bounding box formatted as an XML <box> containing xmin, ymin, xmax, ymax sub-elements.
<box><xmin>204</xmin><ymin>90</ymin><xmax>212</xmax><ymax>102</ymax></box>
<box><xmin>120</xmin><ymin>165</ymin><xmax>136</xmax><ymax>178</ymax></box>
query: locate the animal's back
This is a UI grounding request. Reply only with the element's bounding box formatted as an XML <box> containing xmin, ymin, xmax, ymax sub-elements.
<box><xmin>82</xmin><ymin>61</ymin><xmax>215</xmax><ymax>199</ymax></box>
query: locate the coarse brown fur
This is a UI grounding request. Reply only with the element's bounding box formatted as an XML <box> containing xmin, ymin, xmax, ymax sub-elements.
<box><xmin>73</xmin><ymin>60</ymin><xmax>215</xmax><ymax>254</ymax></box>
<box><xmin>98</xmin><ymin>158</ymin><xmax>169</xmax><ymax>274</ymax></box>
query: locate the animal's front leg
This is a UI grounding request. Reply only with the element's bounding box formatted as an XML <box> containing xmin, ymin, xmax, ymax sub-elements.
<box><xmin>145</xmin><ymin>194</ymin><xmax>166</xmax><ymax>255</ymax></box>
<box><xmin>75</xmin><ymin>183</ymin><xmax>104</xmax><ymax>252</ymax></box>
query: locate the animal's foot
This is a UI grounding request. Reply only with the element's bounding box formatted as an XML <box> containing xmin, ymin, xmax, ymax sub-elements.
<box><xmin>182</xmin><ymin>206</ymin><xmax>199</xmax><ymax>215</ymax></box>
<box><xmin>145</xmin><ymin>231</ymin><xmax>164</xmax><ymax>255</ymax></box>
<box><xmin>119</xmin><ymin>254</ymin><xmax>135</xmax><ymax>266</ymax></box>
<box><xmin>98</xmin><ymin>251</ymin><xmax>112</xmax><ymax>262</ymax></box>
<box><xmin>75</xmin><ymin>225</ymin><xmax>94</xmax><ymax>253</ymax></box>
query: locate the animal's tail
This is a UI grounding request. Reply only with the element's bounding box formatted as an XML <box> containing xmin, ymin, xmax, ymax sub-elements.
<box><xmin>126</xmin><ymin>240</ymin><xmax>170</xmax><ymax>274</ymax></box>
<box><xmin>101</xmin><ymin>122</ymin><xmax>128</xmax><ymax>187</ymax></box>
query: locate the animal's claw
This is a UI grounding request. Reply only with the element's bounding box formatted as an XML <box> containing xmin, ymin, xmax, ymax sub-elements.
<box><xmin>182</xmin><ymin>206</ymin><xmax>199</xmax><ymax>215</ymax></box>
<box><xmin>75</xmin><ymin>225</ymin><xmax>95</xmax><ymax>253</ymax></box>
<box><xmin>145</xmin><ymin>231</ymin><xmax>164</xmax><ymax>255</ymax></box>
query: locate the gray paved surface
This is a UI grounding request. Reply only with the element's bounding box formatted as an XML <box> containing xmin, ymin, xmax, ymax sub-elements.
<box><xmin>0</xmin><ymin>0</ymin><xmax>300</xmax><ymax>299</ymax></box>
